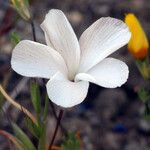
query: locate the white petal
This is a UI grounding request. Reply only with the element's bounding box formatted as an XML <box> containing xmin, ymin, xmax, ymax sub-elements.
<box><xmin>78</xmin><ymin>17</ymin><xmax>131</xmax><ymax>72</ymax></box>
<box><xmin>11</xmin><ymin>40</ymin><xmax>68</xmax><ymax>78</ymax></box>
<box><xmin>44</xmin><ymin>33</ymin><xmax>54</xmax><ymax>48</ymax></box>
<box><xmin>41</xmin><ymin>9</ymin><xmax>80</xmax><ymax>80</ymax></box>
<box><xmin>46</xmin><ymin>72</ymin><xmax>89</xmax><ymax>108</ymax></box>
<box><xmin>76</xmin><ymin>58</ymin><xmax>129</xmax><ymax>88</ymax></box>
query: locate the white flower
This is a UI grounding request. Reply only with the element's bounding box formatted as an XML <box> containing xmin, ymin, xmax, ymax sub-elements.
<box><xmin>11</xmin><ymin>9</ymin><xmax>131</xmax><ymax>108</ymax></box>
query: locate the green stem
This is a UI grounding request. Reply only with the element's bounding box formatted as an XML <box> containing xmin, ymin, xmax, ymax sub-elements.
<box><xmin>38</xmin><ymin>125</ymin><xmax>46</xmax><ymax>150</ymax></box>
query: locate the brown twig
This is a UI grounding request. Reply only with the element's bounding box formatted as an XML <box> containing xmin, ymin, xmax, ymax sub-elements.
<box><xmin>48</xmin><ymin>109</ymin><xmax>64</xmax><ymax>150</ymax></box>
<box><xmin>51</xmin><ymin>146</ymin><xmax>63</xmax><ymax>150</ymax></box>
<box><xmin>46</xmin><ymin>145</ymin><xmax>63</xmax><ymax>150</ymax></box>
<box><xmin>0</xmin><ymin>130</ymin><xmax>23</xmax><ymax>150</ymax></box>
<box><xmin>8</xmin><ymin>139</ymin><xmax>14</xmax><ymax>150</ymax></box>
<box><xmin>49</xmin><ymin>101</ymin><xmax>67</xmax><ymax>135</ymax></box>
<box><xmin>2</xmin><ymin>77</ymin><xmax>29</xmax><ymax>112</ymax></box>
<box><xmin>0</xmin><ymin>84</ymin><xmax>37</xmax><ymax>124</ymax></box>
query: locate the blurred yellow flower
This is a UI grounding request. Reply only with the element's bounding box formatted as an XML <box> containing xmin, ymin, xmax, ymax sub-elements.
<box><xmin>11</xmin><ymin>0</ymin><xmax>31</xmax><ymax>21</ymax></box>
<box><xmin>125</xmin><ymin>13</ymin><xmax>149</xmax><ymax>59</ymax></box>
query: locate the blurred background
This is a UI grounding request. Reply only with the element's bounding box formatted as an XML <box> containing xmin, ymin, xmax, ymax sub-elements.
<box><xmin>0</xmin><ymin>0</ymin><xmax>150</xmax><ymax>149</ymax></box>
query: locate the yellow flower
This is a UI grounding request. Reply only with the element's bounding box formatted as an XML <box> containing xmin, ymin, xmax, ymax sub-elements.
<box><xmin>125</xmin><ymin>13</ymin><xmax>149</xmax><ymax>59</ymax></box>
<box><xmin>11</xmin><ymin>0</ymin><xmax>31</xmax><ymax>21</ymax></box>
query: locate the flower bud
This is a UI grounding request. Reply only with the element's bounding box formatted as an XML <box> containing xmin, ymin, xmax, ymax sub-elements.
<box><xmin>125</xmin><ymin>13</ymin><xmax>149</xmax><ymax>59</ymax></box>
<box><xmin>11</xmin><ymin>0</ymin><xmax>31</xmax><ymax>21</ymax></box>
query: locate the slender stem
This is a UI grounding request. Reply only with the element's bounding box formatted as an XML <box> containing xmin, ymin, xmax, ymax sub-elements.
<box><xmin>8</xmin><ymin>140</ymin><xmax>14</xmax><ymax>150</ymax></box>
<box><xmin>49</xmin><ymin>102</ymin><xmax>67</xmax><ymax>135</ymax></box>
<box><xmin>0</xmin><ymin>130</ymin><xmax>23</xmax><ymax>150</ymax></box>
<box><xmin>0</xmin><ymin>84</ymin><xmax>37</xmax><ymax>124</ymax></box>
<box><xmin>1</xmin><ymin>109</ymin><xmax>14</xmax><ymax>150</ymax></box>
<box><xmin>48</xmin><ymin>109</ymin><xmax>64</xmax><ymax>150</ymax></box>
<box><xmin>49</xmin><ymin>101</ymin><xmax>58</xmax><ymax>120</ymax></box>
<box><xmin>51</xmin><ymin>146</ymin><xmax>63</xmax><ymax>150</ymax></box>
<box><xmin>2</xmin><ymin>77</ymin><xmax>29</xmax><ymax>112</ymax></box>
<box><xmin>31</xmin><ymin>21</ymin><xmax>37</xmax><ymax>42</ymax></box>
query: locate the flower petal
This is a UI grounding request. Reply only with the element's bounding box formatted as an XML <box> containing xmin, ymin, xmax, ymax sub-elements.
<box><xmin>11</xmin><ymin>40</ymin><xmax>68</xmax><ymax>78</ymax></box>
<box><xmin>78</xmin><ymin>17</ymin><xmax>131</xmax><ymax>73</ymax></box>
<box><xmin>76</xmin><ymin>58</ymin><xmax>129</xmax><ymax>88</ymax></box>
<box><xmin>41</xmin><ymin>9</ymin><xmax>80</xmax><ymax>80</ymax></box>
<box><xmin>46</xmin><ymin>72</ymin><xmax>89</xmax><ymax>108</ymax></box>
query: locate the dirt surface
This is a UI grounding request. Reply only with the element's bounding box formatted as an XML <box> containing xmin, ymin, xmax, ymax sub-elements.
<box><xmin>1</xmin><ymin>0</ymin><xmax>150</xmax><ymax>150</ymax></box>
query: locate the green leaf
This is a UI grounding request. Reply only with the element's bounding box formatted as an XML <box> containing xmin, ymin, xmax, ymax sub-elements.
<box><xmin>25</xmin><ymin>117</ymin><xmax>43</xmax><ymax>139</ymax></box>
<box><xmin>37</xmin><ymin>94</ymin><xmax>48</xmax><ymax>150</ymax></box>
<box><xmin>137</xmin><ymin>88</ymin><xmax>150</xmax><ymax>102</ymax></box>
<box><xmin>61</xmin><ymin>132</ymin><xmax>80</xmax><ymax>150</ymax></box>
<box><xmin>12</xmin><ymin>122</ymin><xmax>36</xmax><ymax>150</ymax></box>
<box><xmin>24</xmin><ymin>0</ymin><xmax>30</xmax><ymax>6</ymax></box>
<box><xmin>144</xmin><ymin>103</ymin><xmax>150</xmax><ymax>120</ymax></box>
<box><xmin>16</xmin><ymin>139</ymin><xmax>28</xmax><ymax>150</ymax></box>
<box><xmin>10</xmin><ymin>32</ymin><xmax>21</xmax><ymax>46</ymax></box>
<box><xmin>13</xmin><ymin>0</ymin><xmax>20</xmax><ymax>8</ymax></box>
<box><xmin>43</xmin><ymin>94</ymin><xmax>49</xmax><ymax>122</ymax></box>
<box><xmin>136</xmin><ymin>59</ymin><xmax>150</xmax><ymax>80</ymax></box>
<box><xmin>30</xmin><ymin>82</ymin><xmax>41</xmax><ymax>115</ymax></box>
<box><xmin>0</xmin><ymin>92</ymin><xmax>4</xmax><ymax>110</ymax></box>
<box><xmin>12</xmin><ymin>0</ymin><xmax>31</xmax><ymax>21</ymax></box>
